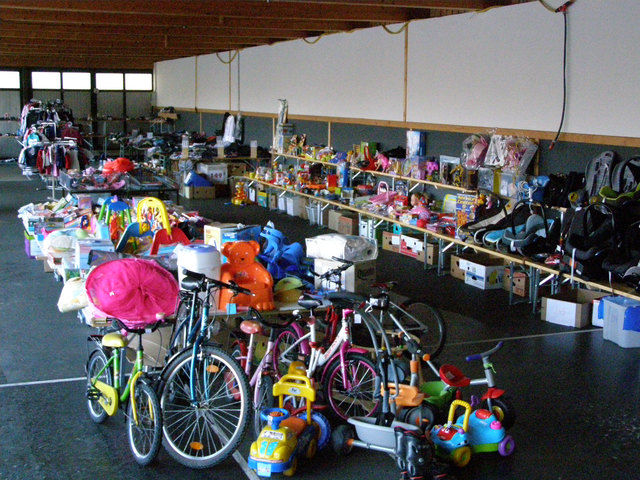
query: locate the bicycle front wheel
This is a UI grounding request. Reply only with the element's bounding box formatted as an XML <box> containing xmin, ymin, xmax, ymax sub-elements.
<box><xmin>160</xmin><ymin>344</ymin><xmax>251</xmax><ymax>469</ymax></box>
<box><xmin>402</xmin><ymin>302</ymin><xmax>447</xmax><ymax>360</ymax></box>
<box><xmin>127</xmin><ymin>380</ymin><xmax>162</xmax><ymax>466</ymax></box>
<box><xmin>323</xmin><ymin>352</ymin><xmax>379</xmax><ymax>420</ymax></box>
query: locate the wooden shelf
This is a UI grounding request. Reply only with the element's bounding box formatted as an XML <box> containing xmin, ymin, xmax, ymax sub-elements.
<box><xmin>246</xmin><ymin>175</ymin><xmax>640</xmax><ymax>302</ymax></box>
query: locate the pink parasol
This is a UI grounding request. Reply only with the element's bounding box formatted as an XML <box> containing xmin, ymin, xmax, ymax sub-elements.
<box><xmin>85</xmin><ymin>258</ymin><xmax>178</xmax><ymax>329</ymax></box>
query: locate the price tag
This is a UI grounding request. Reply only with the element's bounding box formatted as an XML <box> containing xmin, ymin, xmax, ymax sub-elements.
<box><xmin>354</xmin><ymin>313</ymin><xmax>362</xmax><ymax>324</ymax></box>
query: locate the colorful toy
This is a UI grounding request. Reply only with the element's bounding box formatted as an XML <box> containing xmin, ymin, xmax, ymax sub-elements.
<box><xmin>232</xmin><ymin>181</ymin><xmax>250</xmax><ymax>205</ymax></box>
<box><xmin>248</xmin><ymin>373</ymin><xmax>328</xmax><ymax>477</ymax></box>
<box><xmin>219</xmin><ymin>240</ymin><xmax>275</xmax><ymax>311</ymax></box>
<box><xmin>430</xmin><ymin>399</ymin><xmax>514</xmax><ymax>467</ymax></box>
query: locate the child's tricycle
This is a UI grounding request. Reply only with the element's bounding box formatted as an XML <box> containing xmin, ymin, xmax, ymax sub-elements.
<box><xmin>248</xmin><ymin>373</ymin><xmax>329</xmax><ymax>477</ymax></box>
<box><xmin>430</xmin><ymin>399</ymin><xmax>515</xmax><ymax>467</ymax></box>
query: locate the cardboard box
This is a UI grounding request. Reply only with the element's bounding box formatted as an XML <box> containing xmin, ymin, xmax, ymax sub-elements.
<box><xmin>328</xmin><ymin>210</ymin><xmax>342</xmax><ymax>231</ymax></box>
<box><xmin>286</xmin><ymin>196</ymin><xmax>305</xmax><ymax>216</ymax></box>
<box><xmin>227</xmin><ymin>163</ymin><xmax>247</xmax><ymax>177</ymax></box>
<box><xmin>204</xmin><ymin>223</ymin><xmax>261</xmax><ymax>262</ymax></box>
<box><xmin>382</xmin><ymin>231</ymin><xmax>400</xmax><ymax>253</ymax></box>
<box><xmin>592</xmin><ymin>298</ymin><xmax>603</xmax><ymax>327</ymax></box>
<box><xmin>460</xmin><ymin>254</ymin><xmax>505</xmax><ymax>290</ymax></box>
<box><xmin>399</xmin><ymin>234</ymin><xmax>423</xmax><ymax>259</ymax></box>
<box><xmin>338</xmin><ymin>214</ymin><xmax>359</xmax><ymax>235</ymax></box>
<box><xmin>183</xmin><ymin>184</ymin><xmax>229</xmax><ymax>199</ymax></box>
<box><xmin>313</xmin><ymin>258</ymin><xmax>376</xmax><ymax>294</ymax></box>
<box><xmin>277</xmin><ymin>195</ymin><xmax>287</xmax><ymax>212</ymax></box>
<box><xmin>540</xmin><ymin>289</ymin><xmax>606</xmax><ymax>328</ymax></box>
<box><xmin>197</xmin><ymin>163</ymin><xmax>228</xmax><ymax>184</ymax></box>
<box><xmin>602</xmin><ymin>296</ymin><xmax>640</xmax><ymax>348</ymax></box>
<box><xmin>503</xmin><ymin>267</ymin><xmax>529</xmax><ymax>298</ymax></box>
<box><xmin>268</xmin><ymin>193</ymin><xmax>278</xmax><ymax>210</ymax></box>
<box><xmin>450</xmin><ymin>254</ymin><xmax>469</xmax><ymax>280</ymax></box>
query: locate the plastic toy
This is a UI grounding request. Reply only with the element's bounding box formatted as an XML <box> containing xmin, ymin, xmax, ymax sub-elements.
<box><xmin>219</xmin><ymin>240</ymin><xmax>275</xmax><ymax>311</ymax></box>
<box><xmin>430</xmin><ymin>399</ymin><xmax>514</xmax><ymax>467</ymax></box>
<box><xmin>232</xmin><ymin>181</ymin><xmax>250</xmax><ymax>205</ymax></box>
<box><xmin>248</xmin><ymin>373</ymin><xmax>327</xmax><ymax>477</ymax></box>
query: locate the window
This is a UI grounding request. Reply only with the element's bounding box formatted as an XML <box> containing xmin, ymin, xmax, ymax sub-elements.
<box><xmin>125</xmin><ymin>73</ymin><xmax>152</xmax><ymax>91</ymax></box>
<box><xmin>0</xmin><ymin>71</ymin><xmax>20</xmax><ymax>89</ymax></box>
<box><xmin>62</xmin><ymin>72</ymin><xmax>90</xmax><ymax>90</ymax></box>
<box><xmin>32</xmin><ymin>71</ymin><xmax>61</xmax><ymax>90</ymax></box>
<box><xmin>96</xmin><ymin>73</ymin><xmax>123</xmax><ymax>90</ymax></box>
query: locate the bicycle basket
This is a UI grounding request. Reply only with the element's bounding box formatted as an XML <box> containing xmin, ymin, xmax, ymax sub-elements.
<box><xmin>85</xmin><ymin>258</ymin><xmax>179</xmax><ymax>329</ymax></box>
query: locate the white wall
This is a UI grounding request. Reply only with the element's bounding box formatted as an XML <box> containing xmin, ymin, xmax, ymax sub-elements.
<box><xmin>154</xmin><ymin>0</ymin><xmax>640</xmax><ymax>138</ymax></box>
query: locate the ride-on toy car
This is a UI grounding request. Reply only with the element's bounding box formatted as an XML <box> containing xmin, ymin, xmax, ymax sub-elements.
<box><xmin>430</xmin><ymin>399</ymin><xmax>515</xmax><ymax>467</ymax></box>
<box><xmin>248</xmin><ymin>373</ymin><xmax>328</xmax><ymax>477</ymax></box>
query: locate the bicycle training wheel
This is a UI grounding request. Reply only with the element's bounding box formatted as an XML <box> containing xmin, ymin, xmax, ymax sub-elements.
<box><xmin>323</xmin><ymin>352</ymin><xmax>379</xmax><ymax>420</ymax></box>
<box><xmin>160</xmin><ymin>344</ymin><xmax>251</xmax><ymax>469</ymax></box>
<box><xmin>272</xmin><ymin>326</ymin><xmax>302</xmax><ymax>378</ymax></box>
<box><xmin>127</xmin><ymin>380</ymin><xmax>162</xmax><ymax>466</ymax></box>
<box><xmin>402</xmin><ymin>302</ymin><xmax>447</xmax><ymax>360</ymax></box>
<box><xmin>86</xmin><ymin>348</ymin><xmax>112</xmax><ymax>424</ymax></box>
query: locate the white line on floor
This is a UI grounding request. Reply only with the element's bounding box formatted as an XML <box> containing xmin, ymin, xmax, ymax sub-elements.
<box><xmin>0</xmin><ymin>376</ymin><xmax>85</xmax><ymax>389</ymax></box>
<box><xmin>447</xmin><ymin>328</ymin><xmax>602</xmax><ymax>347</ymax></box>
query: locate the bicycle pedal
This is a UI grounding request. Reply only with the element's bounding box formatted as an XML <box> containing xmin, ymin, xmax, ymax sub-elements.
<box><xmin>86</xmin><ymin>386</ymin><xmax>101</xmax><ymax>400</ymax></box>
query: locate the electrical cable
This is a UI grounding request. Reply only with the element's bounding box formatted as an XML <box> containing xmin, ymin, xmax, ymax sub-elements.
<box><xmin>549</xmin><ymin>8</ymin><xmax>568</xmax><ymax>151</ymax></box>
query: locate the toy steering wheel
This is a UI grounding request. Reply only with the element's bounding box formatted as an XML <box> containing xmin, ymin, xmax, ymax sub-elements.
<box><xmin>261</xmin><ymin>408</ymin><xmax>290</xmax><ymax>430</ymax></box>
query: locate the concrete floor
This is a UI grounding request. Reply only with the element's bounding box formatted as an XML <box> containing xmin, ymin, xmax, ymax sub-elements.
<box><xmin>1</xmin><ymin>163</ymin><xmax>639</xmax><ymax>480</ymax></box>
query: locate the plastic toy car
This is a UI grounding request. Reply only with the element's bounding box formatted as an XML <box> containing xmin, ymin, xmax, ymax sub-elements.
<box><xmin>430</xmin><ymin>399</ymin><xmax>515</xmax><ymax>467</ymax></box>
<box><xmin>248</xmin><ymin>374</ymin><xmax>325</xmax><ymax>477</ymax></box>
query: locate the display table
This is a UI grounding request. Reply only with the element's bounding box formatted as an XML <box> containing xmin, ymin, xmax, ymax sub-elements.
<box><xmin>58</xmin><ymin>170</ymin><xmax>180</xmax><ymax>204</ymax></box>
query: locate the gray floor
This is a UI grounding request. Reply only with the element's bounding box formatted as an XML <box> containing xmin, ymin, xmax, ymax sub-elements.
<box><xmin>1</xmin><ymin>163</ymin><xmax>639</xmax><ymax>480</ymax></box>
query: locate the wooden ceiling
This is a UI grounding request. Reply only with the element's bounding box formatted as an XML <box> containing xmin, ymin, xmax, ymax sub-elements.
<box><xmin>0</xmin><ymin>0</ymin><xmax>528</xmax><ymax>71</ymax></box>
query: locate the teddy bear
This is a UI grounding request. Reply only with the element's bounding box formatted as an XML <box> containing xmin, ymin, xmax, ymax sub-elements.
<box><xmin>218</xmin><ymin>240</ymin><xmax>275</xmax><ymax>311</ymax></box>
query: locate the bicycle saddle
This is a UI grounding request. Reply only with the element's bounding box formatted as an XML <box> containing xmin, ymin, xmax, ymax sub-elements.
<box><xmin>298</xmin><ymin>296</ymin><xmax>323</xmax><ymax>311</ymax></box>
<box><xmin>325</xmin><ymin>291</ymin><xmax>366</xmax><ymax>308</ymax></box>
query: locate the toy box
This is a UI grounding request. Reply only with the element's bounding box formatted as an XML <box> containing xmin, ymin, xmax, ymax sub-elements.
<box><xmin>601</xmin><ymin>296</ymin><xmax>640</xmax><ymax>348</ymax></box>
<box><xmin>502</xmin><ymin>267</ymin><xmax>529</xmax><ymax>298</ymax></box>
<box><xmin>338</xmin><ymin>214</ymin><xmax>359</xmax><ymax>235</ymax></box>
<box><xmin>196</xmin><ymin>163</ymin><xmax>228</xmax><ymax>184</ymax></box>
<box><xmin>313</xmin><ymin>258</ymin><xmax>376</xmax><ymax>294</ymax></box>
<box><xmin>286</xmin><ymin>196</ymin><xmax>305</xmax><ymax>216</ymax></box>
<box><xmin>328</xmin><ymin>210</ymin><xmax>342</xmax><ymax>231</ymax></box>
<box><xmin>540</xmin><ymin>289</ymin><xmax>606</xmax><ymax>328</ymax></box>
<box><xmin>183</xmin><ymin>184</ymin><xmax>229</xmax><ymax>199</ymax></box>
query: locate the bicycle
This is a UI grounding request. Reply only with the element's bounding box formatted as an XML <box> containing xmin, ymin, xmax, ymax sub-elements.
<box><xmin>86</xmin><ymin>317</ymin><xmax>164</xmax><ymax>466</ymax></box>
<box><xmin>231</xmin><ymin>306</ymin><xmax>332</xmax><ymax>440</ymax></box>
<box><xmin>267</xmin><ymin>295</ymin><xmax>382</xmax><ymax>421</ymax></box>
<box><xmin>155</xmin><ymin>270</ymin><xmax>252</xmax><ymax>469</ymax></box>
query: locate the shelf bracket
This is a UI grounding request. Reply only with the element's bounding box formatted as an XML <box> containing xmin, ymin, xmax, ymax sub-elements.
<box><xmin>278</xmin><ymin>190</ymin><xmax>287</xmax><ymax>198</ymax></box>
<box><xmin>374</xmin><ymin>219</ymin><xmax>385</xmax><ymax>229</ymax></box>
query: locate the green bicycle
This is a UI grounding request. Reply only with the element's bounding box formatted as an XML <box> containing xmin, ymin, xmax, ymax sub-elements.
<box><xmin>86</xmin><ymin>317</ymin><xmax>164</xmax><ymax>466</ymax></box>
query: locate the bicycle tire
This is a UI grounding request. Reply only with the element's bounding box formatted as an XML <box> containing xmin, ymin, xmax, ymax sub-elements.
<box><xmin>160</xmin><ymin>344</ymin><xmax>251</xmax><ymax>469</ymax></box>
<box><xmin>272</xmin><ymin>326</ymin><xmax>302</xmax><ymax>378</ymax></box>
<box><xmin>252</xmin><ymin>374</ymin><xmax>275</xmax><ymax>437</ymax></box>
<box><xmin>402</xmin><ymin>302</ymin><xmax>447</xmax><ymax>360</ymax></box>
<box><xmin>127</xmin><ymin>380</ymin><xmax>162</xmax><ymax>466</ymax></box>
<box><xmin>323</xmin><ymin>352</ymin><xmax>380</xmax><ymax>420</ymax></box>
<box><xmin>86</xmin><ymin>348</ymin><xmax>112</xmax><ymax>424</ymax></box>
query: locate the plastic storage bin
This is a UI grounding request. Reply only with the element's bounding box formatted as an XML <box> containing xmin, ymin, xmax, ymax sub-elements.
<box><xmin>602</xmin><ymin>296</ymin><xmax>640</xmax><ymax>348</ymax></box>
<box><xmin>176</xmin><ymin>244</ymin><xmax>221</xmax><ymax>287</ymax></box>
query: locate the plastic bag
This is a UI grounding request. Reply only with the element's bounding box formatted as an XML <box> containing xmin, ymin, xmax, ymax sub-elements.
<box><xmin>306</xmin><ymin>233</ymin><xmax>378</xmax><ymax>262</ymax></box>
<box><xmin>57</xmin><ymin>277</ymin><xmax>89</xmax><ymax>313</ymax></box>
<box><xmin>461</xmin><ymin>134</ymin><xmax>488</xmax><ymax>169</ymax></box>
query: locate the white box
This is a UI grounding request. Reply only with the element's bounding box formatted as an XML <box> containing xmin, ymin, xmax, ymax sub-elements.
<box><xmin>540</xmin><ymin>289</ymin><xmax>606</xmax><ymax>328</ymax></box>
<box><xmin>592</xmin><ymin>298</ymin><xmax>603</xmax><ymax>327</ymax></box>
<box><xmin>286</xmin><ymin>196</ymin><xmax>305</xmax><ymax>217</ymax></box>
<box><xmin>278</xmin><ymin>196</ymin><xmax>287</xmax><ymax>212</ymax></box>
<box><xmin>197</xmin><ymin>163</ymin><xmax>228</xmax><ymax>184</ymax></box>
<box><xmin>313</xmin><ymin>258</ymin><xmax>376</xmax><ymax>294</ymax></box>
<box><xmin>459</xmin><ymin>254</ymin><xmax>505</xmax><ymax>290</ymax></box>
<box><xmin>602</xmin><ymin>296</ymin><xmax>640</xmax><ymax>348</ymax></box>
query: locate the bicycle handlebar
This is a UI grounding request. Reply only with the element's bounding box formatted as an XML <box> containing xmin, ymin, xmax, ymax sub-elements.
<box><xmin>465</xmin><ymin>341</ymin><xmax>504</xmax><ymax>362</ymax></box>
<box><xmin>309</xmin><ymin>257</ymin><xmax>354</xmax><ymax>280</ymax></box>
<box><xmin>247</xmin><ymin>307</ymin><xmax>297</xmax><ymax>330</ymax></box>
<box><xmin>181</xmin><ymin>268</ymin><xmax>254</xmax><ymax>297</ymax></box>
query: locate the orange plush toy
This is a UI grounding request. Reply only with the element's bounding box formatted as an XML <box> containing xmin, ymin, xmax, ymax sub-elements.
<box><xmin>219</xmin><ymin>240</ymin><xmax>275</xmax><ymax>312</ymax></box>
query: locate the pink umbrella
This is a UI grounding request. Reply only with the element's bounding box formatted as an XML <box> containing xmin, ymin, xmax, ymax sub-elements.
<box><xmin>85</xmin><ymin>258</ymin><xmax>179</xmax><ymax>329</ymax></box>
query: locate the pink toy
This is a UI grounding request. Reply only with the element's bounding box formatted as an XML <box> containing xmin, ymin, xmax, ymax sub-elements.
<box><xmin>374</xmin><ymin>152</ymin><xmax>390</xmax><ymax>172</ymax></box>
<box><xmin>219</xmin><ymin>241</ymin><xmax>275</xmax><ymax>311</ymax></box>
<box><xmin>426</xmin><ymin>160</ymin><xmax>439</xmax><ymax>180</ymax></box>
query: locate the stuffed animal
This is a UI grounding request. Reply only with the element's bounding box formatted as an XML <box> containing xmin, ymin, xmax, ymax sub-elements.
<box><xmin>219</xmin><ymin>240</ymin><xmax>275</xmax><ymax>311</ymax></box>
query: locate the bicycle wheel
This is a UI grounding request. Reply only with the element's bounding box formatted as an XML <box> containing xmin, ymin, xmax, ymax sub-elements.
<box><xmin>127</xmin><ymin>380</ymin><xmax>162</xmax><ymax>466</ymax></box>
<box><xmin>252</xmin><ymin>374</ymin><xmax>274</xmax><ymax>437</ymax></box>
<box><xmin>86</xmin><ymin>348</ymin><xmax>112</xmax><ymax>424</ymax></box>
<box><xmin>323</xmin><ymin>352</ymin><xmax>379</xmax><ymax>420</ymax></box>
<box><xmin>272</xmin><ymin>326</ymin><xmax>302</xmax><ymax>378</ymax></box>
<box><xmin>160</xmin><ymin>344</ymin><xmax>251</xmax><ymax>469</ymax></box>
<box><xmin>401</xmin><ymin>302</ymin><xmax>447</xmax><ymax>360</ymax></box>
